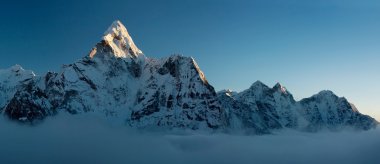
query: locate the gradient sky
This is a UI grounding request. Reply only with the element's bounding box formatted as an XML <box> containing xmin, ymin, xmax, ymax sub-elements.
<box><xmin>0</xmin><ymin>0</ymin><xmax>379</xmax><ymax>120</ymax></box>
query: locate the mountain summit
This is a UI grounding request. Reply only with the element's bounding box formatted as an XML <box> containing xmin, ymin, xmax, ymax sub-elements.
<box><xmin>273</xmin><ymin>82</ymin><xmax>288</xmax><ymax>94</ymax></box>
<box><xmin>0</xmin><ymin>20</ymin><xmax>377</xmax><ymax>133</ymax></box>
<box><xmin>90</xmin><ymin>20</ymin><xmax>143</xmax><ymax>59</ymax></box>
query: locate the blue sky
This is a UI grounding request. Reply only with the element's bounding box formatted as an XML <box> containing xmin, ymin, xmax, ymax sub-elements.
<box><xmin>0</xmin><ymin>0</ymin><xmax>379</xmax><ymax>120</ymax></box>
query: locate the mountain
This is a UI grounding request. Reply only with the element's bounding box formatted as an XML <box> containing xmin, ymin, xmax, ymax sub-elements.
<box><xmin>218</xmin><ymin>81</ymin><xmax>378</xmax><ymax>133</ymax></box>
<box><xmin>2</xmin><ymin>21</ymin><xmax>225</xmax><ymax>130</ymax></box>
<box><xmin>0</xmin><ymin>65</ymin><xmax>35</xmax><ymax>114</ymax></box>
<box><xmin>0</xmin><ymin>20</ymin><xmax>377</xmax><ymax>133</ymax></box>
<box><xmin>298</xmin><ymin>90</ymin><xmax>378</xmax><ymax>131</ymax></box>
<box><xmin>217</xmin><ymin>88</ymin><xmax>282</xmax><ymax>134</ymax></box>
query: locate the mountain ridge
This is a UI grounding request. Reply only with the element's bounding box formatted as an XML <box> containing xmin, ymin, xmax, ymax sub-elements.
<box><xmin>0</xmin><ymin>20</ymin><xmax>377</xmax><ymax>133</ymax></box>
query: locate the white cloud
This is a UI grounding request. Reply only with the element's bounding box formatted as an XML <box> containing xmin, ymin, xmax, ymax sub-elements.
<box><xmin>0</xmin><ymin>114</ymin><xmax>379</xmax><ymax>164</ymax></box>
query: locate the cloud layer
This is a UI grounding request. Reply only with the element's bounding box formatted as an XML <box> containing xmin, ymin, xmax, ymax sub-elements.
<box><xmin>0</xmin><ymin>114</ymin><xmax>379</xmax><ymax>164</ymax></box>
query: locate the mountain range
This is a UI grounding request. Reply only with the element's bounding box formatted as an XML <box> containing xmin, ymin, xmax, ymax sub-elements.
<box><xmin>0</xmin><ymin>20</ymin><xmax>377</xmax><ymax>134</ymax></box>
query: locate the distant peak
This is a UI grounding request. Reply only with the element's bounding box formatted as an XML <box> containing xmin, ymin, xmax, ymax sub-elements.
<box><xmin>10</xmin><ymin>64</ymin><xmax>24</xmax><ymax>72</ymax></box>
<box><xmin>164</xmin><ymin>54</ymin><xmax>184</xmax><ymax>61</ymax></box>
<box><xmin>310</xmin><ymin>90</ymin><xmax>340</xmax><ymax>100</ymax></box>
<box><xmin>317</xmin><ymin>90</ymin><xmax>336</xmax><ymax>96</ymax></box>
<box><xmin>249</xmin><ymin>80</ymin><xmax>270</xmax><ymax>90</ymax></box>
<box><xmin>225</xmin><ymin>90</ymin><xmax>236</xmax><ymax>97</ymax></box>
<box><xmin>90</xmin><ymin>20</ymin><xmax>143</xmax><ymax>59</ymax></box>
<box><xmin>273</xmin><ymin>82</ymin><xmax>287</xmax><ymax>94</ymax></box>
<box><xmin>251</xmin><ymin>80</ymin><xmax>265</xmax><ymax>87</ymax></box>
<box><xmin>0</xmin><ymin>64</ymin><xmax>35</xmax><ymax>77</ymax></box>
<box><xmin>218</xmin><ymin>89</ymin><xmax>237</xmax><ymax>97</ymax></box>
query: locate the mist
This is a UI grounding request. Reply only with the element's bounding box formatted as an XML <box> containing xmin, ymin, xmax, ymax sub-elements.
<box><xmin>0</xmin><ymin>114</ymin><xmax>379</xmax><ymax>164</ymax></box>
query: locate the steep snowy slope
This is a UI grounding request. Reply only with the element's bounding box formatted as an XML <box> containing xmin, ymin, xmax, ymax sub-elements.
<box><xmin>0</xmin><ymin>65</ymin><xmax>35</xmax><ymax>112</ymax></box>
<box><xmin>3</xmin><ymin>21</ymin><xmax>225</xmax><ymax>129</ymax></box>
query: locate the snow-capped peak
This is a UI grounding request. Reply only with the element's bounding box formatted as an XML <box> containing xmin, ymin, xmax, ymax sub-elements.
<box><xmin>316</xmin><ymin>90</ymin><xmax>336</xmax><ymax>97</ymax></box>
<box><xmin>0</xmin><ymin>64</ymin><xmax>35</xmax><ymax>77</ymax></box>
<box><xmin>273</xmin><ymin>82</ymin><xmax>287</xmax><ymax>94</ymax></box>
<box><xmin>218</xmin><ymin>89</ymin><xmax>237</xmax><ymax>97</ymax></box>
<box><xmin>10</xmin><ymin>64</ymin><xmax>24</xmax><ymax>72</ymax></box>
<box><xmin>0</xmin><ymin>65</ymin><xmax>35</xmax><ymax>95</ymax></box>
<box><xmin>250</xmin><ymin>80</ymin><xmax>267</xmax><ymax>88</ymax></box>
<box><xmin>93</xmin><ymin>20</ymin><xmax>143</xmax><ymax>59</ymax></box>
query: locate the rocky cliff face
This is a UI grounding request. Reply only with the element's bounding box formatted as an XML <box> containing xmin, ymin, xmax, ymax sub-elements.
<box><xmin>0</xmin><ymin>20</ymin><xmax>377</xmax><ymax>132</ymax></box>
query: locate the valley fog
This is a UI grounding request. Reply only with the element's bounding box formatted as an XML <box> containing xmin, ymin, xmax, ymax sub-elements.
<box><xmin>0</xmin><ymin>114</ymin><xmax>379</xmax><ymax>164</ymax></box>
